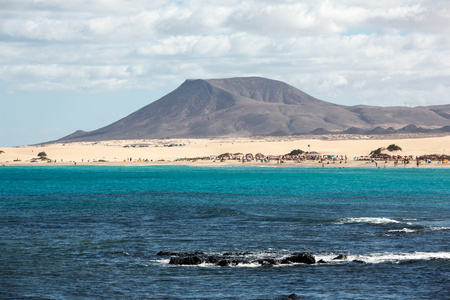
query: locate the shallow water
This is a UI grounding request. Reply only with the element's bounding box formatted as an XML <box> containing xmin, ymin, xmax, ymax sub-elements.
<box><xmin>0</xmin><ymin>166</ymin><xmax>449</xmax><ymax>299</ymax></box>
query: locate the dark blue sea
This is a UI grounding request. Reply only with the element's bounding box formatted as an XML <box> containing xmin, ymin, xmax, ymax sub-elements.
<box><xmin>1</xmin><ymin>166</ymin><xmax>449</xmax><ymax>299</ymax></box>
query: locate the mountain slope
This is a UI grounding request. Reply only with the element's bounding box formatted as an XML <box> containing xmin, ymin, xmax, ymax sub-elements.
<box><xmin>56</xmin><ymin>77</ymin><xmax>450</xmax><ymax>142</ymax></box>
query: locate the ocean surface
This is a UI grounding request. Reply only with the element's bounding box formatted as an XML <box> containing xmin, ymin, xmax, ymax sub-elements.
<box><xmin>0</xmin><ymin>166</ymin><xmax>449</xmax><ymax>299</ymax></box>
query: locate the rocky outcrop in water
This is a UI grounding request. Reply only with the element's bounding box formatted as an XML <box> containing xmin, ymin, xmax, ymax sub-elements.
<box><xmin>333</xmin><ymin>254</ymin><xmax>348</xmax><ymax>260</ymax></box>
<box><xmin>282</xmin><ymin>252</ymin><xmax>316</xmax><ymax>264</ymax></box>
<box><xmin>157</xmin><ymin>251</ymin><xmax>317</xmax><ymax>267</ymax></box>
<box><xmin>168</xmin><ymin>256</ymin><xmax>204</xmax><ymax>265</ymax></box>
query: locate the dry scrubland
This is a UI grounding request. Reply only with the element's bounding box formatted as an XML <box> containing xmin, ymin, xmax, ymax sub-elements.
<box><xmin>1</xmin><ymin>134</ymin><xmax>450</xmax><ymax>168</ymax></box>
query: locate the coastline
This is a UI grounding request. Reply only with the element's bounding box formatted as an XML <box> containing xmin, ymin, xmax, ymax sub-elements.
<box><xmin>2</xmin><ymin>134</ymin><xmax>450</xmax><ymax>168</ymax></box>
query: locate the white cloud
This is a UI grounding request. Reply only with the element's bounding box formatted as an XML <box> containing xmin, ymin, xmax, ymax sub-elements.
<box><xmin>0</xmin><ymin>0</ymin><xmax>449</xmax><ymax>106</ymax></box>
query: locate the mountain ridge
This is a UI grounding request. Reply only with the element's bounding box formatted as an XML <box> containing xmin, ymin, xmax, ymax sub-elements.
<box><xmin>55</xmin><ymin>77</ymin><xmax>450</xmax><ymax>142</ymax></box>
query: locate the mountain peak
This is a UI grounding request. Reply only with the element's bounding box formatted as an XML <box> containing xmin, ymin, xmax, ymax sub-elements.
<box><xmin>201</xmin><ymin>76</ymin><xmax>321</xmax><ymax>105</ymax></box>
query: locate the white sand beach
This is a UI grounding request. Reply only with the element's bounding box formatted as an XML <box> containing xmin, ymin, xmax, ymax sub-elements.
<box><xmin>1</xmin><ymin>134</ymin><xmax>450</xmax><ymax>168</ymax></box>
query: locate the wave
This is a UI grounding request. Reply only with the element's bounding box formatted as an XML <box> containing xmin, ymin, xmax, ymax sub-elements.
<box><xmin>428</xmin><ymin>226</ymin><xmax>450</xmax><ymax>231</ymax></box>
<box><xmin>387</xmin><ymin>226</ymin><xmax>449</xmax><ymax>234</ymax></box>
<box><xmin>388</xmin><ymin>228</ymin><xmax>416</xmax><ymax>233</ymax></box>
<box><xmin>334</xmin><ymin>217</ymin><xmax>403</xmax><ymax>225</ymax></box>
<box><xmin>349</xmin><ymin>252</ymin><xmax>450</xmax><ymax>264</ymax></box>
<box><xmin>316</xmin><ymin>251</ymin><xmax>450</xmax><ymax>264</ymax></box>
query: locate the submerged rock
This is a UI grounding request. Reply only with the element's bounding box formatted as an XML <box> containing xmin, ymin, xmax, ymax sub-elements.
<box><xmin>223</xmin><ymin>251</ymin><xmax>253</xmax><ymax>256</ymax></box>
<box><xmin>353</xmin><ymin>260</ymin><xmax>366</xmax><ymax>264</ymax></box>
<box><xmin>157</xmin><ymin>251</ymin><xmax>204</xmax><ymax>257</ymax></box>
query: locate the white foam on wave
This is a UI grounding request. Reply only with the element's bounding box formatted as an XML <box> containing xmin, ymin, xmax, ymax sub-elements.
<box><xmin>428</xmin><ymin>226</ymin><xmax>450</xmax><ymax>231</ymax></box>
<box><xmin>314</xmin><ymin>251</ymin><xmax>450</xmax><ymax>265</ymax></box>
<box><xmin>388</xmin><ymin>228</ymin><xmax>416</xmax><ymax>233</ymax></box>
<box><xmin>350</xmin><ymin>252</ymin><xmax>450</xmax><ymax>264</ymax></box>
<box><xmin>152</xmin><ymin>258</ymin><xmax>170</xmax><ymax>266</ymax></box>
<box><xmin>314</xmin><ymin>253</ymin><xmax>347</xmax><ymax>262</ymax></box>
<box><xmin>334</xmin><ymin>217</ymin><xmax>401</xmax><ymax>225</ymax></box>
<box><xmin>235</xmin><ymin>262</ymin><xmax>262</xmax><ymax>268</ymax></box>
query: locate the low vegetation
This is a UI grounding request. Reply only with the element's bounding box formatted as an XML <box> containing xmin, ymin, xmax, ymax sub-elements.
<box><xmin>218</xmin><ymin>152</ymin><xmax>232</xmax><ymax>158</ymax></box>
<box><xmin>370</xmin><ymin>144</ymin><xmax>402</xmax><ymax>156</ymax></box>
<box><xmin>370</xmin><ymin>147</ymin><xmax>385</xmax><ymax>156</ymax></box>
<box><xmin>37</xmin><ymin>151</ymin><xmax>47</xmax><ymax>157</ymax></box>
<box><xmin>387</xmin><ymin>144</ymin><xmax>402</xmax><ymax>151</ymax></box>
<box><xmin>0</xmin><ymin>150</ymin><xmax>4</xmax><ymax>154</ymax></box>
<box><xmin>287</xmin><ymin>149</ymin><xmax>305</xmax><ymax>155</ymax></box>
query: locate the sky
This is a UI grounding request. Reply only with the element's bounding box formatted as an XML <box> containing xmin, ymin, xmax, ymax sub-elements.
<box><xmin>1</xmin><ymin>0</ymin><xmax>450</xmax><ymax>146</ymax></box>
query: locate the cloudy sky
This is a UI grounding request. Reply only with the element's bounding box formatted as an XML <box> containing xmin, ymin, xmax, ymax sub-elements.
<box><xmin>1</xmin><ymin>0</ymin><xmax>449</xmax><ymax>146</ymax></box>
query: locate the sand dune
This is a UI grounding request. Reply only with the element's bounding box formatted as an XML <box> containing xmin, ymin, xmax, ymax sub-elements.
<box><xmin>2</xmin><ymin>135</ymin><xmax>450</xmax><ymax>168</ymax></box>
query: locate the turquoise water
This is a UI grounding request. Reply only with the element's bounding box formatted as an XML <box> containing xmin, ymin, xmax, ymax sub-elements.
<box><xmin>1</xmin><ymin>166</ymin><xmax>449</xmax><ymax>299</ymax></box>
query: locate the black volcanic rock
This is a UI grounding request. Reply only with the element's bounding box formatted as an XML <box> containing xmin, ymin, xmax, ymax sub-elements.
<box><xmin>333</xmin><ymin>254</ymin><xmax>348</xmax><ymax>260</ymax></box>
<box><xmin>282</xmin><ymin>252</ymin><xmax>316</xmax><ymax>264</ymax></box>
<box><xmin>53</xmin><ymin>77</ymin><xmax>450</xmax><ymax>142</ymax></box>
<box><xmin>157</xmin><ymin>251</ymin><xmax>318</xmax><ymax>267</ymax></box>
<box><xmin>169</xmin><ymin>256</ymin><xmax>203</xmax><ymax>265</ymax></box>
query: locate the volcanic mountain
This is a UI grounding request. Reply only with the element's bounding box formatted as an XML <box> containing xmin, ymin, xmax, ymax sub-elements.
<box><xmin>57</xmin><ymin>77</ymin><xmax>450</xmax><ymax>142</ymax></box>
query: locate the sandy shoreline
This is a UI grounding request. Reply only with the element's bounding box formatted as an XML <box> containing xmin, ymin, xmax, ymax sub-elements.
<box><xmin>1</xmin><ymin>135</ymin><xmax>450</xmax><ymax>168</ymax></box>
